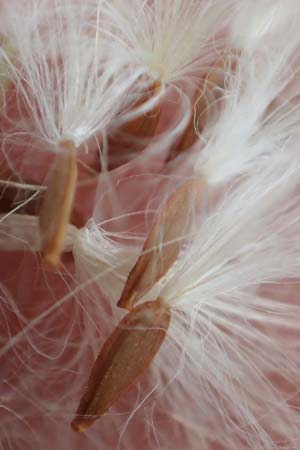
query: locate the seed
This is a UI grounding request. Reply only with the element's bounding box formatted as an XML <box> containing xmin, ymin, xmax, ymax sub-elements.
<box><xmin>71</xmin><ymin>299</ymin><xmax>171</xmax><ymax>433</ymax></box>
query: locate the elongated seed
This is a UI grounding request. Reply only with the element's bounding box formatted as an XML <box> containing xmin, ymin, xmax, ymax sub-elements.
<box><xmin>39</xmin><ymin>140</ymin><xmax>77</xmax><ymax>267</ymax></box>
<box><xmin>118</xmin><ymin>178</ymin><xmax>203</xmax><ymax>311</ymax></box>
<box><xmin>108</xmin><ymin>82</ymin><xmax>161</xmax><ymax>167</ymax></box>
<box><xmin>169</xmin><ymin>51</ymin><xmax>239</xmax><ymax>159</ymax></box>
<box><xmin>71</xmin><ymin>300</ymin><xmax>171</xmax><ymax>433</ymax></box>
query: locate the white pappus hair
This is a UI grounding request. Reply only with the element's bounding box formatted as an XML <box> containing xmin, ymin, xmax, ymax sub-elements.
<box><xmin>0</xmin><ymin>0</ymin><xmax>147</xmax><ymax>150</ymax></box>
<box><xmin>103</xmin><ymin>0</ymin><xmax>236</xmax><ymax>87</ymax></box>
<box><xmin>1</xmin><ymin>1</ymin><xmax>300</xmax><ymax>450</ymax></box>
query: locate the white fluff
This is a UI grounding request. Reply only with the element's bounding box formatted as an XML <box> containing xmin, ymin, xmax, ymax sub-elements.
<box><xmin>0</xmin><ymin>0</ymin><xmax>144</xmax><ymax>149</ymax></box>
<box><xmin>0</xmin><ymin>213</ymin><xmax>77</xmax><ymax>252</ymax></box>
<box><xmin>232</xmin><ymin>0</ymin><xmax>300</xmax><ymax>50</ymax></box>
<box><xmin>196</xmin><ymin>10</ymin><xmax>300</xmax><ymax>184</ymax></box>
<box><xmin>104</xmin><ymin>0</ymin><xmax>236</xmax><ymax>86</ymax></box>
<box><xmin>1</xmin><ymin>1</ymin><xmax>300</xmax><ymax>450</ymax></box>
<box><xmin>73</xmin><ymin>219</ymin><xmax>138</xmax><ymax>309</ymax></box>
<box><xmin>140</xmin><ymin>145</ymin><xmax>300</xmax><ymax>449</ymax></box>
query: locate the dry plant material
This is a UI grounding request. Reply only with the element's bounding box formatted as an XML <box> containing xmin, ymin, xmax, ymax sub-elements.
<box><xmin>108</xmin><ymin>82</ymin><xmax>161</xmax><ymax>166</ymax></box>
<box><xmin>39</xmin><ymin>140</ymin><xmax>77</xmax><ymax>267</ymax></box>
<box><xmin>171</xmin><ymin>52</ymin><xmax>239</xmax><ymax>158</ymax></box>
<box><xmin>71</xmin><ymin>299</ymin><xmax>171</xmax><ymax>433</ymax></box>
<box><xmin>118</xmin><ymin>178</ymin><xmax>203</xmax><ymax>311</ymax></box>
<box><xmin>0</xmin><ymin>35</ymin><xmax>13</xmax><ymax>102</ymax></box>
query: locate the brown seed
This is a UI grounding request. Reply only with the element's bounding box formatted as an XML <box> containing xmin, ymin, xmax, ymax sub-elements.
<box><xmin>118</xmin><ymin>178</ymin><xmax>203</xmax><ymax>311</ymax></box>
<box><xmin>169</xmin><ymin>51</ymin><xmax>240</xmax><ymax>159</ymax></box>
<box><xmin>108</xmin><ymin>82</ymin><xmax>161</xmax><ymax>167</ymax></box>
<box><xmin>39</xmin><ymin>140</ymin><xmax>77</xmax><ymax>267</ymax></box>
<box><xmin>71</xmin><ymin>299</ymin><xmax>171</xmax><ymax>433</ymax></box>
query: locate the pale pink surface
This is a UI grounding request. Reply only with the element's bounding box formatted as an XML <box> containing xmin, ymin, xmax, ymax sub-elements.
<box><xmin>0</xmin><ymin>107</ymin><xmax>194</xmax><ymax>449</ymax></box>
<box><xmin>0</xmin><ymin>23</ymin><xmax>299</xmax><ymax>450</ymax></box>
<box><xmin>1</xmin><ymin>153</ymin><xmax>299</xmax><ymax>450</ymax></box>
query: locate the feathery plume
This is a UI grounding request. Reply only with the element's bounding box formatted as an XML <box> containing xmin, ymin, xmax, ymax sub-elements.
<box><xmin>1</xmin><ymin>2</ymin><xmax>300</xmax><ymax>450</ymax></box>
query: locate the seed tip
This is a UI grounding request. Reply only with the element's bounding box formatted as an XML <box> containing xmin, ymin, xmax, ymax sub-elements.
<box><xmin>71</xmin><ymin>418</ymin><xmax>91</xmax><ymax>433</ymax></box>
<box><xmin>117</xmin><ymin>290</ymin><xmax>136</xmax><ymax>311</ymax></box>
<box><xmin>42</xmin><ymin>249</ymin><xmax>61</xmax><ymax>269</ymax></box>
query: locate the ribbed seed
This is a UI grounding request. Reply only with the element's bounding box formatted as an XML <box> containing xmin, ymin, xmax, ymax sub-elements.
<box><xmin>118</xmin><ymin>178</ymin><xmax>203</xmax><ymax>311</ymax></box>
<box><xmin>39</xmin><ymin>140</ymin><xmax>77</xmax><ymax>267</ymax></box>
<box><xmin>71</xmin><ymin>300</ymin><xmax>171</xmax><ymax>433</ymax></box>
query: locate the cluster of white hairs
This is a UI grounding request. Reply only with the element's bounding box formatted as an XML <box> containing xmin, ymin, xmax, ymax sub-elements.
<box><xmin>1</xmin><ymin>0</ymin><xmax>300</xmax><ymax>449</ymax></box>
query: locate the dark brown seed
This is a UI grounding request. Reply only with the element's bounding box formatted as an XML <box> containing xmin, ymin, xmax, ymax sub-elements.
<box><xmin>39</xmin><ymin>139</ymin><xmax>77</xmax><ymax>267</ymax></box>
<box><xmin>118</xmin><ymin>178</ymin><xmax>203</xmax><ymax>311</ymax></box>
<box><xmin>71</xmin><ymin>299</ymin><xmax>171</xmax><ymax>433</ymax></box>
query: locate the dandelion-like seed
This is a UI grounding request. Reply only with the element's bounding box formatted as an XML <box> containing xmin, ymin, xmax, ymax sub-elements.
<box><xmin>1</xmin><ymin>1</ymin><xmax>300</xmax><ymax>450</ymax></box>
